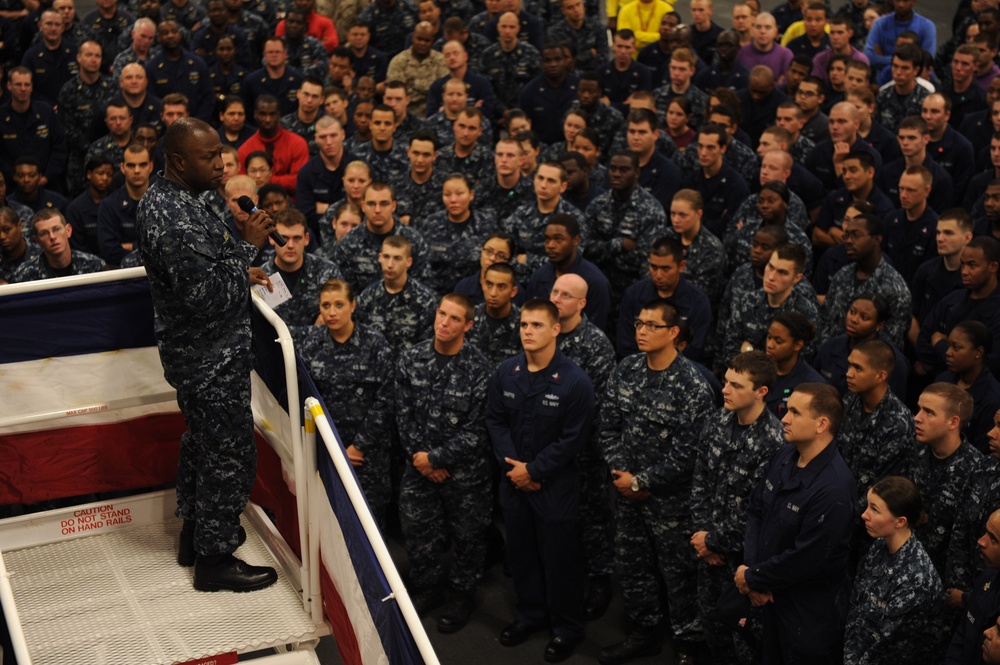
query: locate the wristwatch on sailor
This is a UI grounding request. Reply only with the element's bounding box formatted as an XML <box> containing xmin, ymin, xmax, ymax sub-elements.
<box><xmin>630</xmin><ymin>475</ymin><xmax>640</xmax><ymax>493</ymax></box>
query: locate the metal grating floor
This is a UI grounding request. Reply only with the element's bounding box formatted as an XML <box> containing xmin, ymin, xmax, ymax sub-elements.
<box><xmin>4</xmin><ymin>516</ymin><xmax>320</xmax><ymax>664</ymax></box>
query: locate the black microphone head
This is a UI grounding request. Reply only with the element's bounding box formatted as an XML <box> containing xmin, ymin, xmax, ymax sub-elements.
<box><xmin>236</xmin><ymin>195</ymin><xmax>256</xmax><ymax>215</ymax></box>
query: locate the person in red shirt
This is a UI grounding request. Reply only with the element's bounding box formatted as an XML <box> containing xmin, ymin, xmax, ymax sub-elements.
<box><xmin>237</xmin><ymin>94</ymin><xmax>309</xmax><ymax>196</ymax></box>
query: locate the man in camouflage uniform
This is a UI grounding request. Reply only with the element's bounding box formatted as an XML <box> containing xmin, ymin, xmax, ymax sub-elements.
<box><xmin>838</xmin><ymin>341</ymin><xmax>916</xmax><ymax>514</ymax></box>
<box><xmin>396</xmin><ymin>293</ymin><xmax>492</xmax><ymax>633</ymax></box>
<box><xmin>690</xmin><ymin>351</ymin><xmax>784</xmax><ymax>664</ymax></box>
<box><xmin>476</xmin><ymin>12</ymin><xmax>540</xmax><ymax>117</ymax></box>
<box><xmin>356</xmin><ymin>235</ymin><xmax>437</xmax><ymax>355</ymax></box>
<box><xmin>282</xmin><ymin>9</ymin><xmax>328</xmax><ymax>79</ymax></box>
<box><xmin>583</xmin><ymin>150</ymin><xmax>668</xmax><ymax>309</ymax></box>
<box><xmin>500</xmin><ymin>160</ymin><xmax>579</xmax><ymax>281</ymax></box>
<box><xmin>908</xmin><ymin>384</ymin><xmax>980</xmax><ymax>579</ymax></box>
<box><xmin>279</xmin><ymin>76</ymin><xmax>327</xmax><ymax>155</ymax></box>
<box><xmin>599</xmin><ymin>299</ymin><xmax>714</xmax><ymax>663</ymax></box>
<box><xmin>821</xmin><ymin>213</ymin><xmax>912</xmax><ymax>348</ymax></box>
<box><xmin>10</xmin><ymin>210</ymin><xmax>104</xmax><ymax>282</ymax></box>
<box><xmin>85</xmin><ymin>100</ymin><xmax>134</xmax><ymax>171</ymax></box>
<box><xmin>332</xmin><ymin>181</ymin><xmax>429</xmax><ymax>290</ymax></box>
<box><xmin>947</xmin><ymin>446</ymin><xmax>1000</xmax><ymax>604</ymax></box>
<box><xmin>549</xmin><ymin>273</ymin><xmax>617</xmax><ymax>620</ymax></box>
<box><xmin>260</xmin><ymin>210</ymin><xmax>343</xmax><ymax>326</ymax></box>
<box><xmin>58</xmin><ymin>40</ymin><xmax>114</xmax><ymax>194</ymax></box>
<box><xmin>721</xmin><ymin>244</ymin><xmax>818</xmax><ymax>367</ymax></box>
<box><xmin>358</xmin><ymin>0</ymin><xmax>417</xmax><ymax>57</ymax></box>
<box><xmin>474</xmin><ymin>137</ymin><xmax>534</xmax><ymax>221</ymax></box>
<box><xmin>436</xmin><ymin>107</ymin><xmax>495</xmax><ymax>185</ymax></box>
<box><xmin>465</xmin><ymin>262</ymin><xmax>521</xmax><ymax>367</ymax></box>
<box><xmin>545</xmin><ymin>0</ymin><xmax>607</xmax><ymax>72</ymax></box>
<box><xmin>135</xmin><ymin>117</ymin><xmax>278</xmax><ymax>591</ymax></box>
<box><xmin>352</xmin><ymin>104</ymin><xmax>410</xmax><ymax>184</ymax></box>
<box><xmin>0</xmin><ymin>209</ymin><xmax>42</xmax><ymax>284</ymax></box>
<box><xmin>391</xmin><ymin>131</ymin><xmax>445</xmax><ymax>226</ymax></box>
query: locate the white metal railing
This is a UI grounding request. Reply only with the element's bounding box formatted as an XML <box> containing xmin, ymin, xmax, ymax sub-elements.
<box><xmin>305</xmin><ymin>397</ymin><xmax>441</xmax><ymax>665</ymax></box>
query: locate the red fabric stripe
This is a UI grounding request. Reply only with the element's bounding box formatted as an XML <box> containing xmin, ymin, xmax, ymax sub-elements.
<box><xmin>321</xmin><ymin>564</ymin><xmax>364</xmax><ymax>665</ymax></box>
<box><xmin>0</xmin><ymin>413</ymin><xmax>185</xmax><ymax>505</ymax></box>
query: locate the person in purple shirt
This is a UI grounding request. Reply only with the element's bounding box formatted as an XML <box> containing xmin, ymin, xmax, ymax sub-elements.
<box><xmin>737</xmin><ymin>12</ymin><xmax>793</xmax><ymax>83</ymax></box>
<box><xmin>812</xmin><ymin>16</ymin><xmax>870</xmax><ymax>83</ymax></box>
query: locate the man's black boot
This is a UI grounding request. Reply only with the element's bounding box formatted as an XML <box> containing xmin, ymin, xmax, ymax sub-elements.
<box><xmin>193</xmin><ymin>553</ymin><xmax>278</xmax><ymax>592</ymax></box>
<box><xmin>437</xmin><ymin>590</ymin><xmax>475</xmax><ymax>633</ymax></box>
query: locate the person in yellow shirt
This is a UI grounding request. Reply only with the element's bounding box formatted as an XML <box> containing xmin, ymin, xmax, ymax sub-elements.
<box><xmin>615</xmin><ymin>0</ymin><xmax>674</xmax><ymax>54</ymax></box>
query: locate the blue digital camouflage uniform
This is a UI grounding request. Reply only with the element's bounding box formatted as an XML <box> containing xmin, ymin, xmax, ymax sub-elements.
<box><xmin>821</xmin><ymin>258</ymin><xmax>913</xmax><ymax>348</ymax></box>
<box><xmin>331</xmin><ymin>221</ymin><xmax>430</xmax><ymax>290</ymax></box>
<box><xmin>355</xmin><ymin>277</ymin><xmax>437</xmax><ymax>355</ymax></box>
<box><xmin>691</xmin><ymin>406</ymin><xmax>784</xmax><ymax>663</ymax></box>
<box><xmin>280</xmin><ymin>110</ymin><xmax>325</xmax><ymax>156</ymax></box>
<box><xmin>391</xmin><ymin>171</ymin><xmax>445</xmax><ymax>227</ymax></box>
<box><xmin>583</xmin><ymin>186</ymin><xmax>668</xmax><ymax>297</ymax></box>
<box><xmin>476</xmin><ymin>42</ymin><xmax>541</xmax><ymax>115</ymax></box>
<box><xmin>558</xmin><ymin>316</ymin><xmax>616</xmax><ymax>580</ymax></box>
<box><xmin>351</xmin><ymin>140</ymin><xmax>410</xmax><ymax>183</ymax></box>
<box><xmin>715</xmin><ymin>264</ymin><xmax>818</xmax><ymax>359</ymax></box>
<box><xmin>418</xmin><ymin>209</ymin><xmax>497</xmax><ymax>295</ymax></box>
<box><xmin>293</xmin><ymin>323</ymin><xmax>395</xmax><ymax>523</ymax></box>
<box><xmin>0</xmin><ymin>241</ymin><xmax>42</xmax><ymax>283</ymax></box>
<box><xmin>57</xmin><ymin>73</ymin><xmax>115</xmax><ymax>193</ymax></box>
<box><xmin>10</xmin><ymin>249</ymin><xmax>106</xmax><ymax>282</ymax></box>
<box><xmin>600</xmin><ymin>352</ymin><xmax>714</xmax><ymax>641</ymax></box>
<box><xmin>944</xmin><ymin>454</ymin><xmax>1000</xmax><ymax>591</ymax></box>
<box><xmin>392</xmin><ymin>114</ymin><xmax>427</xmax><ymax>149</ymax></box>
<box><xmin>500</xmin><ymin>197</ymin><xmax>581</xmax><ymax>280</ymax></box>
<box><xmin>465</xmin><ymin>302</ymin><xmax>521</xmax><ymax>367</ymax></box>
<box><xmin>358</xmin><ymin>0</ymin><xmax>416</xmax><ymax>57</ymax></box>
<box><xmin>136</xmin><ymin>176</ymin><xmax>258</xmax><ymax>555</ymax></box>
<box><xmin>721</xmin><ymin>287</ymin><xmax>820</xmax><ymax>368</ymax></box>
<box><xmin>436</xmin><ymin>144</ymin><xmax>495</xmax><ymax>185</ymax></box>
<box><xmin>486</xmin><ymin>349</ymin><xmax>595</xmax><ymax>638</ymax></box>
<box><xmin>839</xmin><ymin>390</ymin><xmax>916</xmax><ymax>512</ymax></box>
<box><xmin>262</xmin><ymin>252</ymin><xmax>343</xmax><ymax>326</ymax></box>
<box><xmin>875</xmin><ymin>85</ymin><xmax>930</xmax><ymax>133</ymax></box>
<box><xmin>85</xmin><ymin>135</ymin><xmax>127</xmax><ymax>170</ymax></box>
<box><xmin>424</xmin><ymin>112</ymin><xmax>494</xmax><ymax>151</ymax></box>
<box><xmin>654</xmin><ymin>84</ymin><xmax>709</xmax><ymax>130</ymax></box>
<box><xmin>473</xmin><ymin>174</ymin><xmax>534</xmax><ymax>222</ymax></box>
<box><xmin>285</xmin><ymin>35</ymin><xmax>328</xmax><ymax>80</ymax></box>
<box><xmin>569</xmin><ymin>101</ymin><xmax>623</xmax><ymax>155</ymax></box>
<box><xmin>844</xmin><ymin>536</ymin><xmax>947</xmax><ymax>665</ymax></box>
<box><xmin>545</xmin><ymin>16</ymin><xmax>608</xmax><ymax>72</ymax></box>
<box><xmin>664</xmin><ymin>226</ymin><xmax>727</xmax><ymax>308</ymax></box>
<box><xmin>912</xmin><ymin>437</ymin><xmax>979</xmax><ymax>577</ymax></box>
<box><xmin>396</xmin><ymin>339</ymin><xmax>493</xmax><ymax>595</ymax></box>
<box><xmin>724</xmin><ymin>193</ymin><xmax>811</xmax><ymax>254</ymax></box>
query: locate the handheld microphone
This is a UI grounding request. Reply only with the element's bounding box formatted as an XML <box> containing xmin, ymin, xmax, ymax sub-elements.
<box><xmin>237</xmin><ymin>195</ymin><xmax>286</xmax><ymax>247</ymax></box>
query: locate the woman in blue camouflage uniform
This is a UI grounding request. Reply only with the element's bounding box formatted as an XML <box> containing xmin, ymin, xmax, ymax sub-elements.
<box><xmin>419</xmin><ymin>173</ymin><xmax>498</xmax><ymax>295</ymax></box>
<box><xmin>845</xmin><ymin>475</ymin><xmax>948</xmax><ymax>664</ymax></box>
<box><xmin>293</xmin><ymin>279</ymin><xmax>395</xmax><ymax>524</ymax></box>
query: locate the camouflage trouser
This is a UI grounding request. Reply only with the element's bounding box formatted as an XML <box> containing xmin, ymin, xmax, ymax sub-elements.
<box><xmin>696</xmin><ymin>557</ymin><xmax>761</xmax><ymax>664</ymax></box>
<box><xmin>174</xmin><ymin>370</ymin><xmax>256</xmax><ymax>556</ymax></box>
<box><xmin>398</xmin><ymin>468</ymin><xmax>491</xmax><ymax>594</ymax></box>
<box><xmin>615</xmin><ymin>498</ymin><xmax>702</xmax><ymax>641</ymax></box>
<box><xmin>347</xmin><ymin>434</ymin><xmax>391</xmax><ymax>527</ymax></box>
<box><xmin>579</xmin><ymin>455</ymin><xmax>615</xmax><ymax>577</ymax></box>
